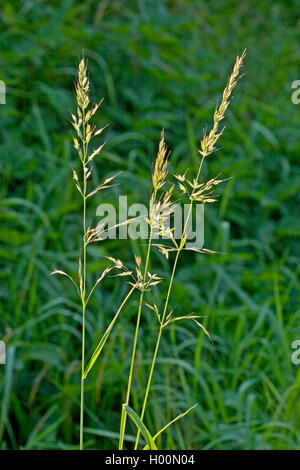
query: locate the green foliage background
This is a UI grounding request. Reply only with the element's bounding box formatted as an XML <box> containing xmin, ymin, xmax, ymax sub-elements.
<box><xmin>0</xmin><ymin>0</ymin><xmax>300</xmax><ymax>449</ymax></box>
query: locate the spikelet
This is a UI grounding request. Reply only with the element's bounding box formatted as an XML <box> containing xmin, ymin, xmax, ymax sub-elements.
<box><xmin>149</xmin><ymin>186</ymin><xmax>175</xmax><ymax>237</ymax></box>
<box><xmin>76</xmin><ymin>58</ymin><xmax>90</xmax><ymax>111</ymax></box>
<box><xmin>199</xmin><ymin>50</ymin><xmax>246</xmax><ymax>158</ymax></box>
<box><xmin>72</xmin><ymin>58</ymin><xmax>106</xmax><ymax>172</ymax></box>
<box><xmin>152</xmin><ymin>130</ymin><xmax>168</xmax><ymax>191</ymax></box>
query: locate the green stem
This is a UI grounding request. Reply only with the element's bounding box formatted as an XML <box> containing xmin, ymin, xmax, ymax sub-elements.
<box><xmin>80</xmin><ymin>192</ymin><xmax>86</xmax><ymax>450</ymax></box>
<box><xmin>119</xmin><ymin>225</ymin><xmax>154</xmax><ymax>449</ymax></box>
<box><xmin>134</xmin><ymin>245</ymin><xmax>180</xmax><ymax>449</ymax></box>
<box><xmin>80</xmin><ymin>119</ymin><xmax>87</xmax><ymax>450</ymax></box>
<box><xmin>119</xmin><ymin>186</ymin><xmax>158</xmax><ymax>450</ymax></box>
<box><xmin>135</xmin><ymin>156</ymin><xmax>205</xmax><ymax>448</ymax></box>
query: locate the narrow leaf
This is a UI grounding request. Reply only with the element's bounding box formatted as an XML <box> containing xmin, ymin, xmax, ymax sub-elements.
<box><xmin>123</xmin><ymin>405</ymin><xmax>158</xmax><ymax>450</ymax></box>
<box><xmin>143</xmin><ymin>404</ymin><xmax>198</xmax><ymax>449</ymax></box>
<box><xmin>83</xmin><ymin>320</ymin><xmax>115</xmax><ymax>379</ymax></box>
<box><xmin>83</xmin><ymin>286</ymin><xmax>135</xmax><ymax>378</ymax></box>
<box><xmin>51</xmin><ymin>269</ymin><xmax>79</xmax><ymax>295</ymax></box>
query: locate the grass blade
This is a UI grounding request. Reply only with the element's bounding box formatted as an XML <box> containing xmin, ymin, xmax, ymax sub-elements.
<box><xmin>83</xmin><ymin>286</ymin><xmax>135</xmax><ymax>379</ymax></box>
<box><xmin>142</xmin><ymin>403</ymin><xmax>198</xmax><ymax>449</ymax></box>
<box><xmin>122</xmin><ymin>405</ymin><xmax>158</xmax><ymax>450</ymax></box>
<box><xmin>0</xmin><ymin>346</ymin><xmax>15</xmax><ymax>441</ymax></box>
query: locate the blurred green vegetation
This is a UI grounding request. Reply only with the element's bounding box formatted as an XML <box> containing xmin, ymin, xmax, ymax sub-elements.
<box><xmin>0</xmin><ymin>0</ymin><xmax>300</xmax><ymax>450</ymax></box>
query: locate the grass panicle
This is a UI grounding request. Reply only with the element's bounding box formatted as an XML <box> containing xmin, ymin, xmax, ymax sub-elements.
<box><xmin>52</xmin><ymin>58</ymin><xmax>135</xmax><ymax>450</ymax></box>
<box><xmin>133</xmin><ymin>51</ymin><xmax>246</xmax><ymax>449</ymax></box>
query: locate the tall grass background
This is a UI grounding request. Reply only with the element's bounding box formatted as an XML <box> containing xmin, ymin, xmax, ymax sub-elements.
<box><xmin>0</xmin><ymin>0</ymin><xmax>300</xmax><ymax>449</ymax></box>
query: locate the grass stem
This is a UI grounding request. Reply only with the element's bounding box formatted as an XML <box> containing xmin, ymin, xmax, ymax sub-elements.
<box><xmin>134</xmin><ymin>157</ymin><xmax>204</xmax><ymax>448</ymax></box>
<box><xmin>119</xmin><ymin>222</ymin><xmax>154</xmax><ymax>449</ymax></box>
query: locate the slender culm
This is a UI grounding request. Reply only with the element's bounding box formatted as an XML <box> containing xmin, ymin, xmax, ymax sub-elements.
<box><xmin>119</xmin><ymin>132</ymin><xmax>168</xmax><ymax>449</ymax></box>
<box><xmin>52</xmin><ymin>58</ymin><xmax>135</xmax><ymax>449</ymax></box>
<box><xmin>134</xmin><ymin>50</ymin><xmax>246</xmax><ymax>449</ymax></box>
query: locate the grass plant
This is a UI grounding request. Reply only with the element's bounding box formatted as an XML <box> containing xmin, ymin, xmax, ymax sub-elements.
<box><xmin>52</xmin><ymin>59</ymin><xmax>135</xmax><ymax>449</ymax></box>
<box><xmin>53</xmin><ymin>51</ymin><xmax>245</xmax><ymax>449</ymax></box>
<box><xmin>1</xmin><ymin>1</ymin><xmax>299</xmax><ymax>450</ymax></box>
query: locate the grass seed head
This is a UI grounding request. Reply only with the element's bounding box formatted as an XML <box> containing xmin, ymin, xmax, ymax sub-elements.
<box><xmin>152</xmin><ymin>130</ymin><xmax>168</xmax><ymax>191</ymax></box>
<box><xmin>199</xmin><ymin>49</ymin><xmax>246</xmax><ymax>158</ymax></box>
<box><xmin>76</xmin><ymin>58</ymin><xmax>90</xmax><ymax>111</ymax></box>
